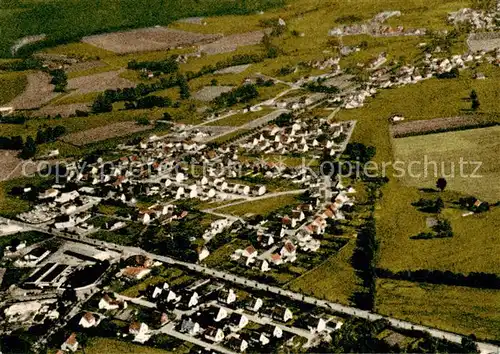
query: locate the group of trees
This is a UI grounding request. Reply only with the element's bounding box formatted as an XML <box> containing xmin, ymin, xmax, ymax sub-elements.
<box><xmin>412</xmin><ymin>197</ymin><xmax>444</xmax><ymax>213</ymax></box>
<box><xmin>48</xmin><ymin>68</ymin><xmax>68</xmax><ymax>92</ymax></box>
<box><xmin>352</xmin><ymin>216</ymin><xmax>378</xmax><ymax>311</ymax></box>
<box><xmin>35</xmin><ymin>125</ymin><xmax>66</xmax><ymax>144</ymax></box>
<box><xmin>377</xmin><ymin>268</ymin><xmax>500</xmax><ymax>290</ymax></box>
<box><xmin>211</xmin><ymin>83</ymin><xmax>259</xmax><ymax>108</ymax></box>
<box><xmin>127</xmin><ymin>56</ymin><xmax>179</xmax><ymax>75</ymax></box>
<box><xmin>125</xmin><ymin>95</ymin><xmax>172</xmax><ymax>110</ymax></box>
<box><xmin>303</xmin><ymin>81</ymin><xmax>340</xmax><ymax>94</ymax></box>
<box><xmin>345</xmin><ymin>142</ymin><xmax>377</xmax><ymax>164</ymax></box>
<box><xmin>0</xmin><ymin>125</ymin><xmax>65</xmax><ymax>159</ymax></box>
<box><xmin>411</xmin><ymin>218</ymin><xmax>453</xmax><ymax>240</ymax></box>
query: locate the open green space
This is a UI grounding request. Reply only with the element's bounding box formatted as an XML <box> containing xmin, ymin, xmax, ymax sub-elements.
<box><xmin>288</xmin><ymin>239</ymin><xmax>361</xmax><ymax>305</ymax></box>
<box><xmin>377</xmin><ymin>279</ymin><xmax>500</xmax><ymax>341</ymax></box>
<box><xmin>392</xmin><ymin>126</ymin><xmax>500</xmax><ymax>200</ymax></box>
<box><xmin>0</xmin><ymin>72</ymin><xmax>27</xmax><ymax>105</ymax></box>
<box><xmin>83</xmin><ymin>337</ymin><xmax>171</xmax><ymax>354</ymax></box>
<box><xmin>217</xmin><ymin>194</ymin><xmax>300</xmax><ymax>217</ymax></box>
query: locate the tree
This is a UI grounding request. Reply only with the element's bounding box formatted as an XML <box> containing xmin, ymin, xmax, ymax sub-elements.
<box><xmin>210</xmin><ymin>79</ymin><xmax>218</xmax><ymax>86</ymax></box>
<box><xmin>470</xmin><ymin>89</ymin><xmax>478</xmax><ymax>101</ymax></box>
<box><xmin>435</xmin><ymin>197</ymin><xmax>444</xmax><ymax>213</ymax></box>
<box><xmin>436</xmin><ymin>177</ymin><xmax>447</xmax><ymax>192</ymax></box>
<box><xmin>471</xmin><ymin>97</ymin><xmax>480</xmax><ymax>111</ymax></box>
<box><xmin>20</xmin><ymin>136</ymin><xmax>37</xmax><ymax>159</ymax></box>
<box><xmin>92</xmin><ymin>94</ymin><xmax>113</xmax><ymax>113</ymax></box>
<box><xmin>162</xmin><ymin>112</ymin><xmax>172</xmax><ymax>121</ymax></box>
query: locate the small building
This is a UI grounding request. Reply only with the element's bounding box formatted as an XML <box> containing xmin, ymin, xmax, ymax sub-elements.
<box><xmin>61</xmin><ymin>333</ymin><xmax>79</xmax><ymax>352</ymax></box>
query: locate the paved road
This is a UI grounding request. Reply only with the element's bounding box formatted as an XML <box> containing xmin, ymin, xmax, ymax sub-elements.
<box><xmin>2</xmin><ymin>216</ymin><xmax>499</xmax><ymax>354</ymax></box>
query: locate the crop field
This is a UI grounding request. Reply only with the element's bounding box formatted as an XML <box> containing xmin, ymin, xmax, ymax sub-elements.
<box><xmin>377</xmin><ymin>279</ymin><xmax>500</xmax><ymax>341</ymax></box>
<box><xmin>0</xmin><ymin>0</ymin><xmax>284</xmax><ymax>57</ymax></box>
<box><xmin>392</xmin><ymin>126</ymin><xmax>500</xmax><ymax>200</ymax></box>
<box><xmin>193</xmin><ymin>85</ymin><xmax>234</xmax><ymax>102</ymax></box>
<box><xmin>60</xmin><ymin>121</ymin><xmax>152</xmax><ymax>146</ymax></box>
<box><xmin>6</xmin><ymin>71</ymin><xmax>59</xmax><ymax>110</ymax></box>
<box><xmin>390</xmin><ymin>115</ymin><xmax>499</xmax><ymax>137</ymax></box>
<box><xmin>0</xmin><ymin>72</ymin><xmax>27</xmax><ymax>105</ymax></box>
<box><xmin>66</xmin><ymin>70</ymin><xmax>136</xmax><ymax>95</ymax></box>
<box><xmin>82</xmin><ymin>27</ymin><xmax>221</xmax><ymax>54</ymax></box>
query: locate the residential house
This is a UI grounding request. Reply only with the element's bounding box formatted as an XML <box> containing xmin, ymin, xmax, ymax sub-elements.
<box><xmin>79</xmin><ymin>312</ymin><xmax>98</xmax><ymax>328</ymax></box>
<box><xmin>98</xmin><ymin>294</ymin><xmax>127</xmax><ymax>311</ymax></box>
<box><xmin>228</xmin><ymin>313</ymin><xmax>249</xmax><ymax>332</ymax></box>
<box><xmin>245</xmin><ymin>297</ymin><xmax>263</xmax><ymax>313</ymax></box>
<box><xmin>226</xmin><ymin>337</ymin><xmax>249</xmax><ymax>353</ymax></box>
<box><xmin>179</xmin><ymin>318</ymin><xmax>201</xmax><ymax>336</ymax></box>
<box><xmin>272</xmin><ymin>305</ymin><xmax>293</xmax><ymax>323</ymax></box>
<box><xmin>204</xmin><ymin>326</ymin><xmax>225</xmax><ymax>342</ymax></box>
<box><xmin>218</xmin><ymin>288</ymin><xmax>237</xmax><ymax>305</ymax></box>
<box><xmin>280</xmin><ymin>241</ymin><xmax>297</xmax><ymax>263</ymax></box>
<box><xmin>61</xmin><ymin>333</ymin><xmax>79</xmax><ymax>352</ymax></box>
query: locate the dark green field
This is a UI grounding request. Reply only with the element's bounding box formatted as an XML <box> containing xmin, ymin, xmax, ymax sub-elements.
<box><xmin>0</xmin><ymin>0</ymin><xmax>284</xmax><ymax>57</ymax></box>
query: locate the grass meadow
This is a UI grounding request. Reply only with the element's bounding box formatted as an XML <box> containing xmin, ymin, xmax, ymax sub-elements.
<box><xmin>0</xmin><ymin>72</ymin><xmax>27</xmax><ymax>105</ymax></box>
<box><xmin>392</xmin><ymin>126</ymin><xmax>500</xmax><ymax>200</ymax></box>
<box><xmin>377</xmin><ymin>279</ymin><xmax>500</xmax><ymax>341</ymax></box>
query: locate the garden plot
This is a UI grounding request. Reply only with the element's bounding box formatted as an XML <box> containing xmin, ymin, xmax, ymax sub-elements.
<box><xmin>198</xmin><ymin>30</ymin><xmax>269</xmax><ymax>55</ymax></box>
<box><xmin>7</xmin><ymin>71</ymin><xmax>60</xmax><ymax>110</ymax></box>
<box><xmin>214</xmin><ymin>64</ymin><xmax>251</xmax><ymax>74</ymax></box>
<box><xmin>82</xmin><ymin>27</ymin><xmax>221</xmax><ymax>53</ymax></box>
<box><xmin>60</xmin><ymin>121</ymin><xmax>152</xmax><ymax>146</ymax></box>
<box><xmin>66</xmin><ymin>70</ymin><xmax>136</xmax><ymax>95</ymax></box>
<box><xmin>193</xmin><ymin>85</ymin><xmax>233</xmax><ymax>101</ymax></box>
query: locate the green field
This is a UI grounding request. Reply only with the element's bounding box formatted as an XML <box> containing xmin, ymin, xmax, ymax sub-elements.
<box><xmin>83</xmin><ymin>338</ymin><xmax>171</xmax><ymax>354</ymax></box>
<box><xmin>288</xmin><ymin>239</ymin><xmax>361</xmax><ymax>305</ymax></box>
<box><xmin>217</xmin><ymin>194</ymin><xmax>300</xmax><ymax>216</ymax></box>
<box><xmin>0</xmin><ymin>72</ymin><xmax>27</xmax><ymax>105</ymax></box>
<box><xmin>377</xmin><ymin>279</ymin><xmax>500</xmax><ymax>341</ymax></box>
<box><xmin>392</xmin><ymin>126</ymin><xmax>500</xmax><ymax>200</ymax></box>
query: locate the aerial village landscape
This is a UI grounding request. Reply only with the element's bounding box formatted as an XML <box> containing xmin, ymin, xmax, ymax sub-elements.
<box><xmin>0</xmin><ymin>0</ymin><xmax>500</xmax><ymax>353</ymax></box>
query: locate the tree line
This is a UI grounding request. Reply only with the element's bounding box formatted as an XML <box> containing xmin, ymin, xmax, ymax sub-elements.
<box><xmin>0</xmin><ymin>125</ymin><xmax>66</xmax><ymax>159</ymax></box>
<box><xmin>376</xmin><ymin>268</ymin><xmax>500</xmax><ymax>290</ymax></box>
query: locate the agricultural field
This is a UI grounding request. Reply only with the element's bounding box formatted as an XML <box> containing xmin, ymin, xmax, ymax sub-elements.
<box><xmin>79</xmin><ymin>337</ymin><xmax>181</xmax><ymax>354</ymax></box>
<box><xmin>377</xmin><ymin>279</ymin><xmax>500</xmax><ymax>341</ymax></box>
<box><xmin>377</xmin><ymin>181</ymin><xmax>500</xmax><ymax>274</ymax></box>
<box><xmin>6</xmin><ymin>71</ymin><xmax>59</xmax><ymax>110</ymax></box>
<box><xmin>0</xmin><ymin>0</ymin><xmax>284</xmax><ymax>57</ymax></box>
<box><xmin>60</xmin><ymin>121</ymin><xmax>153</xmax><ymax>146</ymax></box>
<box><xmin>0</xmin><ymin>72</ymin><xmax>27</xmax><ymax>105</ymax></box>
<box><xmin>392</xmin><ymin>126</ymin><xmax>500</xmax><ymax>200</ymax></box>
